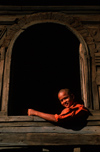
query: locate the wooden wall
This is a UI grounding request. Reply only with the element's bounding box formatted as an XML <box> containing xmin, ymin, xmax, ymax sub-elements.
<box><xmin>0</xmin><ymin>5</ymin><xmax>100</xmax><ymax>152</ymax></box>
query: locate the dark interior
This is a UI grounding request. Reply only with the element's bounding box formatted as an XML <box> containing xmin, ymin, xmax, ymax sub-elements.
<box><xmin>0</xmin><ymin>0</ymin><xmax>99</xmax><ymax>6</ymax></box>
<box><xmin>8</xmin><ymin>23</ymin><xmax>81</xmax><ymax>115</ymax></box>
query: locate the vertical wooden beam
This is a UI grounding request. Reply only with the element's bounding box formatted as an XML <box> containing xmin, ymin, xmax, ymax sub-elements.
<box><xmin>0</xmin><ymin>47</ymin><xmax>5</xmax><ymax>110</ymax></box>
<box><xmin>79</xmin><ymin>43</ymin><xmax>91</xmax><ymax>108</ymax></box>
<box><xmin>98</xmin><ymin>86</ymin><xmax>100</xmax><ymax>107</ymax></box>
<box><xmin>94</xmin><ymin>52</ymin><xmax>100</xmax><ymax>110</ymax></box>
<box><xmin>88</xmin><ymin>49</ymin><xmax>99</xmax><ymax>110</ymax></box>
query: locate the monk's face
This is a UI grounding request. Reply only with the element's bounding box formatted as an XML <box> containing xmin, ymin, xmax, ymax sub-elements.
<box><xmin>58</xmin><ymin>91</ymin><xmax>74</xmax><ymax>108</ymax></box>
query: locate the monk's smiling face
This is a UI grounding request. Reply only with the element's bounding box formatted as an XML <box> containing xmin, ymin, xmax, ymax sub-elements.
<box><xmin>58</xmin><ymin>90</ymin><xmax>74</xmax><ymax>108</ymax></box>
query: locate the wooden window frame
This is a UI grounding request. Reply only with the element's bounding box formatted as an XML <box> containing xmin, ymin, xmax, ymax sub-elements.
<box><xmin>0</xmin><ymin>18</ymin><xmax>91</xmax><ymax>117</ymax></box>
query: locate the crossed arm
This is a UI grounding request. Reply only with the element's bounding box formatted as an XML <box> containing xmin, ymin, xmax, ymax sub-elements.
<box><xmin>28</xmin><ymin>109</ymin><xmax>57</xmax><ymax>122</ymax></box>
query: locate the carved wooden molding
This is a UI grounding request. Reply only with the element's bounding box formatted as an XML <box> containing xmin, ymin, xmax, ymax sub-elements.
<box><xmin>1</xmin><ymin>12</ymin><xmax>89</xmax><ymax>48</ymax></box>
<box><xmin>0</xmin><ymin>26</ymin><xmax>6</xmax><ymax>40</ymax></box>
<box><xmin>95</xmin><ymin>52</ymin><xmax>100</xmax><ymax>66</ymax></box>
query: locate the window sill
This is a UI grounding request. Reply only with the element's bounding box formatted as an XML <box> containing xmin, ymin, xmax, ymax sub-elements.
<box><xmin>0</xmin><ymin>115</ymin><xmax>46</xmax><ymax>122</ymax></box>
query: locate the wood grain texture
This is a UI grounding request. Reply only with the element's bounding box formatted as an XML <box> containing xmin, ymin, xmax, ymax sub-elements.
<box><xmin>0</xmin><ymin>133</ymin><xmax>99</xmax><ymax>146</ymax></box>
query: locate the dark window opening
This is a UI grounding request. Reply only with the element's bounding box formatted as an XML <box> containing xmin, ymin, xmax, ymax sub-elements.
<box><xmin>8</xmin><ymin>23</ymin><xmax>81</xmax><ymax>116</ymax></box>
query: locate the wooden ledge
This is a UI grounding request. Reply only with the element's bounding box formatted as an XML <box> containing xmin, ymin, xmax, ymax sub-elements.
<box><xmin>0</xmin><ymin>111</ymin><xmax>99</xmax><ymax>146</ymax></box>
<box><xmin>0</xmin><ymin>110</ymin><xmax>99</xmax><ymax>123</ymax></box>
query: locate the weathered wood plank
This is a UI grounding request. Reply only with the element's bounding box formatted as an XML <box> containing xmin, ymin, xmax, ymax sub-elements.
<box><xmin>87</xmin><ymin>121</ymin><xmax>100</xmax><ymax>126</ymax></box>
<box><xmin>0</xmin><ymin>133</ymin><xmax>99</xmax><ymax>146</ymax></box>
<box><xmin>90</xmin><ymin>110</ymin><xmax>100</xmax><ymax>115</ymax></box>
<box><xmin>0</xmin><ymin>122</ymin><xmax>54</xmax><ymax>127</ymax></box>
<box><xmin>0</xmin><ymin>120</ymin><xmax>99</xmax><ymax>127</ymax></box>
<box><xmin>0</xmin><ymin>116</ymin><xmax>35</xmax><ymax>122</ymax></box>
<box><xmin>87</xmin><ymin>115</ymin><xmax>100</xmax><ymax>120</ymax></box>
<box><xmin>0</xmin><ymin>147</ymin><xmax>24</xmax><ymax>150</ymax></box>
<box><xmin>0</xmin><ymin>126</ymin><xmax>99</xmax><ymax>134</ymax></box>
<box><xmin>0</xmin><ymin>116</ymin><xmax>47</xmax><ymax>122</ymax></box>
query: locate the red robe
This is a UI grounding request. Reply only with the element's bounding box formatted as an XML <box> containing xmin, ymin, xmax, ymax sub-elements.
<box><xmin>55</xmin><ymin>102</ymin><xmax>89</xmax><ymax>122</ymax></box>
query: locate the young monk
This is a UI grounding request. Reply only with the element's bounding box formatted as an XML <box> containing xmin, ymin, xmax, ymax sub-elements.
<box><xmin>28</xmin><ymin>88</ymin><xmax>89</xmax><ymax>123</ymax></box>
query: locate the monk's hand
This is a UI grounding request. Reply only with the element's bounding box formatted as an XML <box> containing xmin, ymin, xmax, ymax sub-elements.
<box><xmin>28</xmin><ymin>109</ymin><xmax>37</xmax><ymax>116</ymax></box>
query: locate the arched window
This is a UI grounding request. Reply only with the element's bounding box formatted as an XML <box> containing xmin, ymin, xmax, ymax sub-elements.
<box><xmin>8</xmin><ymin>23</ymin><xmax>81</xmax><ymax>115</ymax></box>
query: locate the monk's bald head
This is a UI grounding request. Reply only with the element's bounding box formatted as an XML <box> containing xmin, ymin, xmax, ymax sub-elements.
<box><xmin>58</xmin><ymin>88</ymin><xmax>72</xmax><ymax>96</ymax></box>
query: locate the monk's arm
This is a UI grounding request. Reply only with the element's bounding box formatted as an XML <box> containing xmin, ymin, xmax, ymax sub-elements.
<box><xmin>28</xmin><ymin>109</ymin><xmax>57</xmax><ymax>122</ymax></box>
